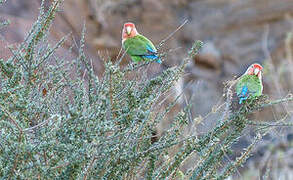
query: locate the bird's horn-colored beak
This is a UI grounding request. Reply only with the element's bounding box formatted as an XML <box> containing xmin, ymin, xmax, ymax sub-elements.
<box><xmin>126</xmin><ymin>26</ymin><xmax>132</xmax><ymax>35</ymax></box>
<box><xmin>254</xmin><ymin>68</ymin><xmax>260</xmax><ymax>75</ymax></box>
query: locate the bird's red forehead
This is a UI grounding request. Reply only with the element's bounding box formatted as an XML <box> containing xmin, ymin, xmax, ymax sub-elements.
<box><xmin>124</xmin><ymin>23</ymin><xmax>135</xmax><ymax>28</ymax></box>
<box><xmin>252</xmin><ymin>63</ymin><xmax>263</xmax><ymax>70</ymax></box>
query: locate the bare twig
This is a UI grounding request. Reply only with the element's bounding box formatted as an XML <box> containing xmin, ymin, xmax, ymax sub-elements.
<box><xmin>157</xmin><ymin>19</ymin><xmax>188</xmax><ymax>49</ymax></box>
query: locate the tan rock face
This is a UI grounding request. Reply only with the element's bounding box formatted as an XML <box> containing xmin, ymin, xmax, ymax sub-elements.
<box><xmin>0</xmin><ymin>0</ymin><xmax>292</xmax><ymax>115</ymax></box>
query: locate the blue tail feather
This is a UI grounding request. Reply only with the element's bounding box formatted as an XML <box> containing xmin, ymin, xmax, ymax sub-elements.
<box><xmin>145</xmin><ymin>45</ymin><xmax>161</xmax><ymax>64</ymax></box>
<box><xmin>238</xmin><ymin>86</ymin><xmax>248</xmax><ymax>104</ymax></box>
<box><xmin>156</xmin><ymin>59</ymin><xmax>162</xmax><ymax>64</ymax></box>
<box><xmin>142</xmin><ymin>55</ymin><xmax>161</xmax><ymax>64</ymax></box>
<box><xmin>146</xmin><ymin>45</ymin><xmax>157</xmax><ymax>53</ymax></box>
<box><xmin>239</xmin><ymin>96</ymin><xmax>248</xmax><ymax>104</ymax></box>
<box><xmin>142</xmin><ymin>55</ymin><xmax>158</xmax><ymax>59</ymax></box>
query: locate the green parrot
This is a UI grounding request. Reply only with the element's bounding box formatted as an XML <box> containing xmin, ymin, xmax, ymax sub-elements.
<box><xmin>122</xmin><ymin>22</ymin><xmax>161</xmax><ymax>64</ymax></box>
<box><xmin>235</xmin><ymin>63</ymin><xmax>263</xmax><ymax>104</ymax></box>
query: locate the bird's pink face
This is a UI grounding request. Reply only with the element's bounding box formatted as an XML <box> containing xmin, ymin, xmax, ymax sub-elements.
<box><xmin>122</xmin><ymin>23</ymin><xmax>138</xmax><ymax>39</ymax></box>
<box><xmin>245</xmin><ymin>63</ymin><xmax>263</xmax><ymax>78</ymax></box>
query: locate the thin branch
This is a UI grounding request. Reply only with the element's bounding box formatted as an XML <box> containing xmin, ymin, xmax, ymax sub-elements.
<box><xmin>255</xmin><ymin>96</ymin><xmax>293</xmax><ymax>110</ymax></box>
<box><xmin>247</xmin><ymin>118</ymin><xmax>293</xmax><ymax>127</ymax></box>
<box><xmin>23</xmin><ymin>117</ymin><xmax>54</xmax><ymax>132</ymax></box>
<box><xmin>157</xmin><ymin>19</ymin><xmax>188</xmax><ymax>49</ymax></box>
<box><xmin>0</xmin><ymin>104</ymin><xmax>23</xmax><ymax>133</ymax></box>
<box><xmin>83</xmin><ymin>157</ymin><xmax>97</xmax><ymax>180</ymax></box>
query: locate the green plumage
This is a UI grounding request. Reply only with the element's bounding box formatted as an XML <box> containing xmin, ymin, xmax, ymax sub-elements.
<box><xmin>123</xmin><ymin>34</ymin><xmax>158</xmax><ymax>63</ymax></box>
<box><xmin>236</xmin><ymin>74</ymin><xmax>263</xmax><ymax>102</ymax></box>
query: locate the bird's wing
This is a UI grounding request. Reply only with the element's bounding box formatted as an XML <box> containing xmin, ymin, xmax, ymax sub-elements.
<box><xmin>123</xmin><ymin>35</ymin><xmax>160</xmax><ymax>61</ymax></box>
<box><xmin>236</xmin><ymin>75</ymin><xmax>260</xmax><ymax>98</ymax></box>
<box><xmin>238</xmin><ymin>86</ymin><xmax>248</xmax><ymax>97</ymax></box>
<box><xmin>136</xmin><ymin>35</ymin><xmax>158</xmax><ymax>55</ymax></box>
<box><xmin>245</xmin><ymin>76</ymin><xmax>262</xmax><ymax>97</ymax></box>
<box><xmin>138</xmin><ymin>35</ymin><xmax>157</xmax><ymax>52</ymax></box>
<box><xmin>123</xmin><ymin>37</ymin><xmax>148</xmax><ymax>56</ymax></box>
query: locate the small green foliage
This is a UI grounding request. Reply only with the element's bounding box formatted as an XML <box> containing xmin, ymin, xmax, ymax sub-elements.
<box><xmin>188</xmin><ymin>40</ymin><xmax>204</xmax><ymax>59</ymax></box>
<box><xmin>0</xmin><ymin>0</ymin><xmax>9</xmax><ymax>29</ymax></box>
<box><xmin>0</xmin><ymin>19</ymin><xmax>9</xmax><ymax>29</ymax></box>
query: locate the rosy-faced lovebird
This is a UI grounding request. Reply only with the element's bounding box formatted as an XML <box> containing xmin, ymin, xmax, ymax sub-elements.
<box><xmin>235</xmin><ymin>63</ymin><xmax>263</xmax><ymax>104</ymax></box>
<box><xmin>122</xmin><ymin>22</ymin><xmax>161</xmax><ymax>64</ymax></box>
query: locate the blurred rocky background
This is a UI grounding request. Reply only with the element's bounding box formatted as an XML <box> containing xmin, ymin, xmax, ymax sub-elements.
<box><xmin>0</xmin><ymin>0</ymin><xmax>293</xmax><ymax>179</ymax></box>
